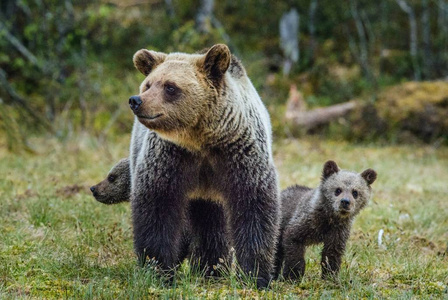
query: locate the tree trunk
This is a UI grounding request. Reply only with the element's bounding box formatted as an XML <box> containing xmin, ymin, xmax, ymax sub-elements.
<box><xmin>379</xmin><ymin>0</ymin><xmax>388</xmax><ymax>75</ymax></box>
<box><xmin>396</xmin><ymin>0</ymin><xmax>421</xmax><ymax>81</ymax></box>
<box><xmin>279</xmin><ymin>8</ymin><xmax>300</xmax><ymax>76</ymax></box>
<box><xmin>308</xmin><ymin>0</ymin><xmax>318</xmax><ymax>66</ymax></box>
<box><xmin>350</xmin><ymin>0</ymin><xmax>373</xmax><ymax>82</ymax></box>
<box><xmin>164</xmin><ymin>0</ymin><xmax>175</xmax><ymax>19</ymax></box>
<box><xmin>196</xmin><ymin>0</ymin><xmax>215</xmax><ymax>33</ymax></box>
<box><xmin>421</xmin><ymin>0</ymin><xmax>432</xmax><ymax>79</ymax></box>
<box><xmin>438</xmin><ymin>0</ymin><xmax>448</xmax><ymax>77</ymax></box>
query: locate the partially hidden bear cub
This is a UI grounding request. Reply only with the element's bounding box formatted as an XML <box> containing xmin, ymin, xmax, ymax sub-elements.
<box><xmin>90</xmin><ymin>158</ymin><xmax>130</xmax><ymax>204</ymax></box>
<box><xmin>277</xmin><ymin>160</ymin><xmax>377</xmax><ymax>281</ymax></box>
<box><xmin>128</xmin><ymin>44</ymin><xmax>279</xmax><ymax>287</ymax></box>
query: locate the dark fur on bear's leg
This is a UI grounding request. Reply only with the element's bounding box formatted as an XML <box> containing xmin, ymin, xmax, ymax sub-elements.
<box><xmin>219</xmin><ymin>154</ymin><xmax>279</xmax><ymax>289</ymax></box>
<box><xmin>132</xmin><ymin>139</ymin><xmax>194</xmax><ymax>271</ymax></box>
<box><xmin>282</xmin><ymin>233</ymin><xmax>306</xmax><ymax>281</ymax></box>
<box><xmin>321</xmin><ymin>234</ymin><xmax>347</xmax><ymax>279</ymax></box>
<box><xmin>188</xmin><ymin>199</ymin><xmax>229</xmax><ymax>276</ymax></box>
<box><xmin>273</xmin><ymin>234</ymin><xmax>283</xmax><ymax>279</ymax></box>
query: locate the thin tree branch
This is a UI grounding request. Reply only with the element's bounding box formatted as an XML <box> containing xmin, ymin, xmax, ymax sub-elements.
<box><xmin>0</xmin><ymin>21</ymin><xmax>41</xmax><ymax>69</ymax></box>
<box><xmin>0</xmin><ymin>69</ymin><xmax>53</xmax><ymax>132</ymax></box>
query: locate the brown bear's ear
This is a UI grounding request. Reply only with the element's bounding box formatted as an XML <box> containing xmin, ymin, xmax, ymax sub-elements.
<box><xmin>133</xmin><ymin>49</ymin><xmax>167</xmax><ymax>76</ymax></box>
<box><xmin>361</xmin><ymin>168</ymin><xmax>377</xmax><ymax>185</ymax></box>
<box><xmin>201</xmin><ymin>44</ymin><xmax>231</xmax><ymax>84</ymax></box>
<box><xmin>322</xmin><ymin>160</ymin><xmax>339</xmax><ymax>180</ymax></box>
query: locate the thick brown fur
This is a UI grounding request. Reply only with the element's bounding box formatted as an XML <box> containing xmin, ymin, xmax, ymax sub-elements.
<box><xmin>129</xmin><ymin>44</ymin><xmax>279</xmax><ymax>288</ymax></box>
<box><xmin>276</xmin><ymin>160</ymin><xmax>377</xmax><ymax>281</ymax></box>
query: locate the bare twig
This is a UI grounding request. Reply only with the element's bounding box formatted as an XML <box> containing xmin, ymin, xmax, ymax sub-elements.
<box><xmin>0</xmin><ymin>69</ymin><xmax>53</xmax><ymax>132</ymax></box>
<box><xmin>0</xmin><ymin>21</ymin><xmax>41</xmax><ymax>69</ymax></box>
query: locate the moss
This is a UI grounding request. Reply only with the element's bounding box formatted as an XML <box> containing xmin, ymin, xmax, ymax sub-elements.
<box><xmin>375</xmin><ymin>81</ymin><xmax>448</xmax><ymax>143</ymax></box>
<box><xmin>377</xmin><ymin>81</ymin><xmax>448</xmax><ymax>121</ymax></box>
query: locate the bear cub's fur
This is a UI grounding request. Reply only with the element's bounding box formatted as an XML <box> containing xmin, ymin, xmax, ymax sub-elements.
<box><xmin>90</xmin><ymin>158</ymin><xmax>130</xmax><ymax>204</ymax></box>
<box><xmin>277</xmin><ymin>160</ymin><xmax>377</xmax><ymax>281</ymax></box>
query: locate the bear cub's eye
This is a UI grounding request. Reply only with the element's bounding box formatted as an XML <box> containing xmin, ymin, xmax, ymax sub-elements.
<box><xmin>145</xmin><ymin>82</ymin><xmax>151</xmax><ymax>91</ymax></box>
<box><xmin>352</xmin><ymin>190</ymin><xmax>358</xmax><ymax>198</ymax></box>
<box><xmin>108</xmin><ymin>175</ymin><xmax>116</xmax><ymax>183</ymax></box>
<box><xmin>335</xmin><ymin>188</ymin><xmax>342</xmax><ymax>196</ymax></box>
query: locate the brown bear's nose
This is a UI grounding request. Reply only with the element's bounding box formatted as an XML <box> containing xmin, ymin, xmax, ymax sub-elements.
<box><xmin>90</xmin><ymin>186</ymin><xmax>96</xmax><ymax>193</ymax></box>
<box><xmin>129</xmin><ymin>95</ymin><xmax>142</xmax><ymax>112</ymax></box>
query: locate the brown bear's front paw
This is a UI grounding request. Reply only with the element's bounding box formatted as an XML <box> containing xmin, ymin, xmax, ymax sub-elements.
<box><xmin>203</xmin><ymin>265</ymin><xmax>225</xmax><ymax>278</ymax></box>
<box><xmin>321</xmin><ymin>270</ymin><xmax>338</xmax><ymax>281</ymax></box>
<box><xmin>256</xmin><ymin>275</ymin><xmax>272</xmax><ymax>289</ymax></box>
<box><xmin>284</xmin><ymin>268</ymin><xmax>304</xmax><ymax>282</ymax></box>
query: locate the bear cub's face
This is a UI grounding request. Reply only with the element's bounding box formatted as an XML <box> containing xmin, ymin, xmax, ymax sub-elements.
<box><xmin>90</xmin><ymin>158</ymin><xmax>130</xmax><ymax>205</ymax></box>
<box><xmin>129</xmin><ymin>44</ymin><xmax>231</xmax><ymax>136</ymax></box>
<box><xmin>320</xmin><ymin>160</ymin><xmax>377</xmax><ymax>218</ymax></box>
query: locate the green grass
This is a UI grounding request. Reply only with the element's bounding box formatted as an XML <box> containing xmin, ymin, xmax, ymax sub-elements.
<box><xmin>1</xmin><ymin>135</ymin><xmax>447</xmax><ymax>298</ymax></box>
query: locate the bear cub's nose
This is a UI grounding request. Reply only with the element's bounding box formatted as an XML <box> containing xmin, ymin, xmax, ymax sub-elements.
<box><xmin>90</xmin><ymin>186</ymin><xmax>96</xmax><ymax>193</ymax></box>
<box><xmin>129</xmin><ymin>95</ymin><xmax>142</xmax><ymax>112</ymax></box>
<box><xmin>340</xmin><ymin>198</ymin><xmax>350</xmax><ymax>208</ymax></box>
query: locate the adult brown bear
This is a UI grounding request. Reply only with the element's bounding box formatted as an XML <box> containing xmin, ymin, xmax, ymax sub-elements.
<box><xmin>128</xmin><ymin>44</ymin><xmax>279</xmax><ymax>288</ymax></box>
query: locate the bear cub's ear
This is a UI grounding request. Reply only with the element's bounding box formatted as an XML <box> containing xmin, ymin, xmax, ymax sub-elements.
<box><xmin>201</xmin><ymin>44</ymin><xmax>231</xmax><ymax>83</ymax></box>
<box><xmin>133</xmin><ymin>49</ymin><xmax>167</xmax><ymax>76</ymax></box>
<box><xmin>361</xmin><ymin>168</ymin><xmax>377</xmax><ymax>185</ymax></box>
<box><xmin>322</xmin><ymin>160</ymin><xmax>339</xmax><ymax>180</ymax></box>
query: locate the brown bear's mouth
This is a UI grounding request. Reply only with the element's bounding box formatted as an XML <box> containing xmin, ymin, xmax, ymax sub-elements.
<box><xmin>137</xmin><ymin>113</ymin><xmax>163</xmax><ymax>120</ymax></box>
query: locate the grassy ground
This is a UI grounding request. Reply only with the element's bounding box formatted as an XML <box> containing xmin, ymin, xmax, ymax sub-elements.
<box><xmin>1</xmin><ymin>134</ymin><xmax>447</xmax><ymax>299</ymax></box>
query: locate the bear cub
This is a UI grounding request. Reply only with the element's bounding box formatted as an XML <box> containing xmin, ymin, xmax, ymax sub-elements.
<box><xmin>90</xmin><ymin>158</ymin><xmax>130</xmax><ymax>204</ymax></box>
<box><xmin>277</xmin><ymin>160</ymin><xmax>377</xmax><ymax>281</ymax></box>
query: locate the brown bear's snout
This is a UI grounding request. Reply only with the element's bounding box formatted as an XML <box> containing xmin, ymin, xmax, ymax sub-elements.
<box><xmin>129</xmin><ymin>95</ymin><xmax>142</xmax><ymax>112</ymax></box>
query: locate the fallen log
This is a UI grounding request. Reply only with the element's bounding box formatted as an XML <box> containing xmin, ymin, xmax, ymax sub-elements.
<box><xmin>285</xmin><ymin>84</ymin><xmax>360</xmax><ymax>130</ymax></box>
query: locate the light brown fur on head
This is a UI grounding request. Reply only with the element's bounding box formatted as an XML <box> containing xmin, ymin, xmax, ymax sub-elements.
<box><xmin>90</xmin><ymin>158</ymin><xmax>130</xmax><ymax>205</ymax></box>
<box><xmin>131</xmin><ymin>44</ymin><xmax>253</xmax><ymax>151</ymax></box>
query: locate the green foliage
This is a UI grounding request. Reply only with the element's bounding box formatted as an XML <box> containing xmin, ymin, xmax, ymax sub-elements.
<box><xmin>169</xmin><ymin>21</ymin><xmax>225</xmax><ymax>53</ymax></box>
<box><xmin>2</xmin><ymin>0</ymin><xmax>448</xmax><ymax>147</ymax></box>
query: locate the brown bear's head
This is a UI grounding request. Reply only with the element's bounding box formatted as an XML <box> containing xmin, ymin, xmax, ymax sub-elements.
<box><xmin>129</xmin><ymin>44</ymin><xmax>231</xmax><ymax>148</ymax></box>
<box><xmin>320</xmin><ymin>160</ymin><xmax>377</xmax><ymax>218</ymax></box>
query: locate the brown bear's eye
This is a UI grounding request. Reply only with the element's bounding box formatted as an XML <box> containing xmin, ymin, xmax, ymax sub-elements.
<box><xmin>335</xmin><ymin>188</ymin><xmax>342</xmax><ymax>196</ymax></box>
<box><xmin>145</xmin><ymin>82</ymin><xmax>151</xmax><ymax>91</ymax></box>
<box><xmin>352</xmin><ymin>190</ymin><xmax>358</xmax><ymax>199</ymax></box>
<box><xmin>164</xmin><ymin>84</ymin><xmax>177</xmax><ymax>96</ymax></box>
<box><xmin>108</xmin><ymin>175</ymin><xmax>116</xmax><ymax>183</ymax></box>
